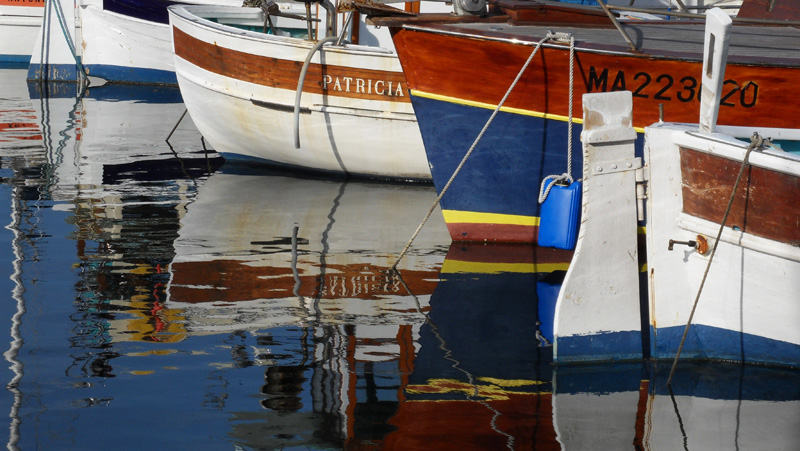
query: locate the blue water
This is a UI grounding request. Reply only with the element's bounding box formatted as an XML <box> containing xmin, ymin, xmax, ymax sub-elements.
<box><xmin>1</xmin><ymin>68</ymin><xmax>798</xmax><ymax>450</ymax></box>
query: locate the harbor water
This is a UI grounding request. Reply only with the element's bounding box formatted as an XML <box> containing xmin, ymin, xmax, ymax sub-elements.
<box><xmin>1</xmin><ymin>68</ymin><xmax>798</xmax><ymax>450</ymax></box>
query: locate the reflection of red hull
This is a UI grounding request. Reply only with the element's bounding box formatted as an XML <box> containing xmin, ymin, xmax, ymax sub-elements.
<box><xmin>384</xmin><ymin>389</ymin><xmax>558</xmax><ymax>450</ymax></box>
<box><xmin>443</xmin><ymin>242</ymin><xmax>573</xmax><ymax>273</ymax></box>
<box><xmin>169</xmin><ymin>259</ymin><xmax>439</xmax><ymax>303</ymax></box>
<box><xmin>0</xmin><ymin>109</ymin><xmax>42</xmax><ymax>143</ymax></box>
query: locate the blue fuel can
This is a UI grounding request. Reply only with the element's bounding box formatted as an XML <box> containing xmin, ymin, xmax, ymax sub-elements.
<box><xmin>537</xmin><ymin>181</ymin><xmax>582</xmax><ymax>250</ymax></box>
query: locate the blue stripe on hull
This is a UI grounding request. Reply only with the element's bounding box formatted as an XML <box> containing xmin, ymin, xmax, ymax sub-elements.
<box><xmin>0</xmin><ymin>55</ymin><xmax>31</xmax><ymax>65</ymax></box>
<box><xmin>84</xmin><ymin>64</ymin><xmax>177</xmax><ymax>85</ymax></box>
<box><xmin>557</xmin><ymin>324</ymin><xmax>800</xmax><ymax>367</ymax></box>
<box><xmin>27</xmin><ymin>63</ymin><xmax>80</xmax><ymax>82</ymax></box>
<box><xmin>409</xmin><ymin>94</ymin><xmax>583</xmax><ymax>218</ymax></box>
<box><xmin>652</xmin><ymin>324</ymin><xmax>800</xmax><ymax>368</ymax></box>
<box><xmin>556</xmin><ymin>330</ymin><xmax>644</xmax><ymax>364</ymax></box>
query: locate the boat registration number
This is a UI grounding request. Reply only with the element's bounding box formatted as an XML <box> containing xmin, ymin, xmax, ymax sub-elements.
<box><xmin>585</xmin><ymin>66</ymin><xmax>759</xmax><ymax>108</ymax></box>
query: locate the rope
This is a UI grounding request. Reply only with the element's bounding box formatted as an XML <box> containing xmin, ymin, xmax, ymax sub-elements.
<box><xmin>666</xmin><ymin>132</ymin><xmax>765</xmax><ymax>386</ymax></box>
<box><xmin>294</xmin><ymin>35</ymin><xmax>339</xmax><ymax>148</ymax></box>
<box><xmin>538</xmin><ymin>33</ymin><xmax>575</xmax><ymax>204</ymax></box>
<box><xmin>51</xmin><ymin>0</ymin><xmax>87</xmax><ymax>79</ymax></box>
<box><xmin>393</xmin><ymin>32</ymin><xmax>569</xmax><ymax>270</ymax></box>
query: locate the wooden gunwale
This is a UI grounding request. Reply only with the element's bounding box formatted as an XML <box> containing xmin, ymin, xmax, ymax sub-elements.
<box><xmin>172</xmin><ymin>26</ymin><xmax>410</xmax><ymax>103</ymax></box>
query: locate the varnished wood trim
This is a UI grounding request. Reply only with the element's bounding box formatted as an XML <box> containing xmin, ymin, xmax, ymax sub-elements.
<box><xmin>680</xmin><ymin>147</ymin><xmax>800</xmax><ymax>246</ymax></box>
<box><xmin>172</xmin><ymin>26</ymin><xmax>411</xmax><ymax>103</ymax></box>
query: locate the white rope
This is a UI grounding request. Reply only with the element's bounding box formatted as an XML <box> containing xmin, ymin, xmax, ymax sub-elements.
<box><xmin>538</xmin><ymin>33</ymin><xmax>576</xmax><ymax>204</ymax></box>
<box><xmin>393</xmin><ymin>32</ymin><xmax>565</xmax><ymax>270</ymax></box>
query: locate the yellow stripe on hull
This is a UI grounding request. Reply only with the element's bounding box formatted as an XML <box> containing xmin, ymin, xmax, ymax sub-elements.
<box><xmin>442</xmin><ymin>209</ymin><xmax>539</xmax><ymax>227</ymax></box>
<box><xmin>410</xmin><ymin>89</ymin><xmax>645</xmax><ymax>133</ymax></box>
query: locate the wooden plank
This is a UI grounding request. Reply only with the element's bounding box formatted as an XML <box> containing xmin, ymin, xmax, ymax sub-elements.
<box><xmin>680</xmin><ymin>147</ymin><xmax>800</xmax><ymax>246</ymax></box>
<box><xmin>172</xmin><ymin>27</ymin><xmax>411</xmax><ymax>103</ymax></box>
<box><xmin>738</xmin><ymin>0</ymin><xmax>800</xmax><ymax>21</ymax></box>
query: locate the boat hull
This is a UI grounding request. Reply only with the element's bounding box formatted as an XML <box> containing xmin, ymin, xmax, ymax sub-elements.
<box><xmin>644</xmin><ymin>125</ymin><xmax>800</xmax><ymax>367</ymax></box>
<box><xmin>170</xmin><ymin>5</ymin><xmax>431</xmax><ymax>180</ymax></box>
<box><xmin>81</xmin><ymin>6</ymin><xmax>177</xmax><ymax>84</ymax></box>
<box><xmin>392</xmin><ymin>21</ymin><xmax>800</xmax><ymax>241</ymax></box>
<box><xmin>0</xmin><ymin>1</ymin><xmax>44</xmax><ymax>63</ymax></box>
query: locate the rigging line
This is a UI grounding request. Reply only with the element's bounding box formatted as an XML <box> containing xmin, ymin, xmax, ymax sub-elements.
<box><xmin>539</xmin><ymin>33</ymin><xmax>575</xmax><ymax>204</ymax></box>
<box><xmin>50</xmin><ymin>0</ymin><xmax>88</xmax><ymax>79</ymax></box>
<box><xmin>667</xmin><ymin>385</ymin><xmax>690</xmax><ymax>451</ymax></box>
<box><xmin>392</xmin><ymin>32</ymin><xmax>560</xmax><ymax>269</ymax></box>
<box><xmin>5</xmin><ymin>187</ymin><xmax>26</xmax><ymax>451</ymax></box>
<box><xmin>666</xmin><ymin>133</ymin><xmax>763</xmax><ymax>386</ymax></box>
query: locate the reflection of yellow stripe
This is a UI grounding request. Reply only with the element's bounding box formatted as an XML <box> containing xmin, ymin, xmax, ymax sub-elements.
<box><xmin>443</xmin><ymin>209</ymin><xmax>539</xmax><ymax>226</ymax></box>
<box><xmin>442</xmin><ymin>259</ymin><xmax>569</xmax><ymax>274</ymax></box>
<box><xmin>405</xmin><ymin>378</ymin><xmax>550</xmax><ymax>399</ymax></box>
<box><xmin>411</xmin><ymin>89</ymin><xmax>646</xmax><ymax>133</ymax></box>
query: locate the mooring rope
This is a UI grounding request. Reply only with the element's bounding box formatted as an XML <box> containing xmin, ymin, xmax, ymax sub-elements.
<box><xmin>538</xmin><ymin>33</ymin><xmax>575</xmax><ymax>204</ymax></box>
<box><xmin>666</xmin><ymin>132</ymin><xmax>765</xmax><ymax>386</ymax></box>
<box><xmin>392</xmin><ymin>32</ymin><xmax>572</xmax><ymax>270</ymax></box>
<box><xmin>51</xmin><ymin>0</ymin><xmax>88</xmax><ymax>79</ymax></box>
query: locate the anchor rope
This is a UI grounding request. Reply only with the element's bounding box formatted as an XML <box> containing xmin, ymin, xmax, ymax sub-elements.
<box><xmin>51</xmin><ymin>0</ymin><xmax>87</xmax><ymax>79</ymax></box>
<box><xmin>393</xmin><ymin>32</ymin><xmax>571</xmax><ymax>270</ymax></box>
<box><xmin>538</xmin><ymin>34</ymin><xmax>575</xmax><ymax>204</ymax></box>
<box><xmin>666</xmin><ymin>132</ymin><xmax>765</xmax><ymax>385</ymax></box>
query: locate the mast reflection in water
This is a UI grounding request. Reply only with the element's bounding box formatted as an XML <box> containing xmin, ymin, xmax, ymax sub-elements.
<box><xmin>0</xmin><ymin>67</ymin><xmax>798</xmax><ymax>450</ymax></box>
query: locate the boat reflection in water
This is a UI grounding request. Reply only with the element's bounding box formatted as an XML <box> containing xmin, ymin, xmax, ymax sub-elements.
<box><xmin>28</xmin><ymin>79</ymin><xmax>223</xmax><ymax>347</ymax></box>
<box><xmin>386</xmin><ymin>243</ymin><xmax>569</xmax><ymax>449</ymax></box>
<box><xmin>165</xmin><ymin>166</ymin><xmax>571</xmax><ymax>448</ymax></box>
<box><xmin>164</xmin><ymin>168</ymin><xmax>452</xmax><ymax>447</ymax></box>
<box><xmin>166</xmin><ymin>171</ymin><xmax>571</xmax><ymax>449</ymax></box>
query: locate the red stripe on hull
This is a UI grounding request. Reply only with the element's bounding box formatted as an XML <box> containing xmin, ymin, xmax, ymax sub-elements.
<box><xmin>0</xmin><ymin>0</ymin><xmax>44</xmax><ymax>6</ymax></box>
<box><xmin>446</xmin><ymin>222</ymin><xmax>538</xmax><ymax>243</ymax></box>
<box><xmin>172</xmin><ymin>27</ymin><xmax>410</xmax><ymax>103</ymax></box>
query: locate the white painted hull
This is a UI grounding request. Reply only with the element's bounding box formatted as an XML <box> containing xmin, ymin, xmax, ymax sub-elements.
<box><xmin>80</xmin><ymin>5</ymin><xmax>176</xmax><ymax>83</ymax></box>
<box><xmin>644</xmin><ymin>125</ymin><xmax>800</xmax><ymax>365</ymax></box>
<box><xmin>0</xmin><ymin>4</ymin><xmax>44</xmax><ymax>62</ymax></box>
<box><xmin>170</xmin><ymin>5</ymin><xmax>432</xmax><ymax>180</ymax></box>
<box><xmin>555</xmin><ymin>86</ymin><xmax>800</xmax><ymax>366</ymax></box>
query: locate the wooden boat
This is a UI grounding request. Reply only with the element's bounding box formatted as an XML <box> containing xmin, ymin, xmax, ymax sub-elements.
<box><xmin>168</xmin><ymin>1</ymin><xmax>465</xmax><ymax>180</ymax></box>
<box><xmin>0</xmin><ymin>0</ymin><xmax>43</xmax><ymax>63</ymax></box>
<box><xmin>27</xmin><ymin>0</ymin><xmax>242</xmax><ymax>84</ymax></box>
<box><xmin>384</xmin><ymin>0</ymin><xmax>800</xmax><ymax>242</ymax></box>
<box><xmin>553</xmin><ymin>10</ymin><xmax>800</xmax><ymax>367</ymax></box>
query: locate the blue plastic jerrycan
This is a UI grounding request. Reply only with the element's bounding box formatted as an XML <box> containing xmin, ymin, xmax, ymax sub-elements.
<box><xmin>538</xmin><ymin>181</ymin><xmax>582</xmax><ymax>250</ymax></box>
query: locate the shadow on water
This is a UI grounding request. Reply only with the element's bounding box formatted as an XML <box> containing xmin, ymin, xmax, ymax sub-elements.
<box><xmin>0</xmin><ymin>68</ymin><xmax>798</xmax><ymax>450</ymax></box>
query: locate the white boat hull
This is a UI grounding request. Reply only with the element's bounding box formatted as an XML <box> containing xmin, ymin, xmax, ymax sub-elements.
<box><xmin>644</xmin><ymin>125</ymin><xmax>800</xmax><ymax>365</ymax></box>
<box><xmin>170</xmin><ymin>5</ymin><xmax>431</xmax><ymax>180</ymax></box>
<box><xmin>80</xmin><ymin>5</ymin><xmax>177</xmax><ymax>84</ymax></box>
<box><xmin>0</xmin><ymin>3</ymin><xmax>44</xmax><ymax>63</ymax></box>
